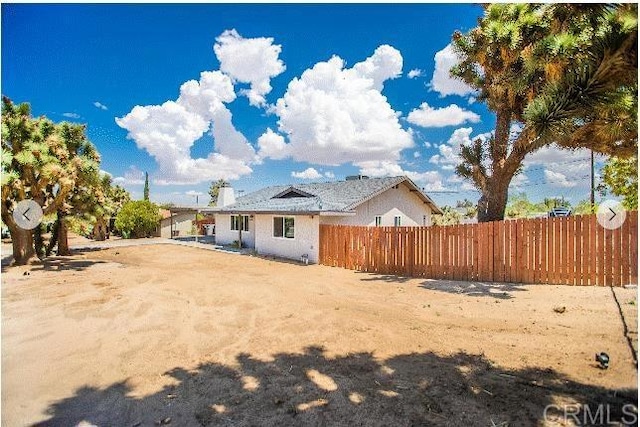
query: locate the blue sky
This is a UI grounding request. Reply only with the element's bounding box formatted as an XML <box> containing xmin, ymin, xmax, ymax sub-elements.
<box><xmin>2</xmin><ymin>4</ymin><xmax>603</xmax><ymax>207</ymax></box>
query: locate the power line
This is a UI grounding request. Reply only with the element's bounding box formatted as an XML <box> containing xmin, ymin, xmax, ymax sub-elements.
<box><xmin>515</xmin><ymin>173</ymin><xmax>591</xmax><ymax>187</ymax></box>
<box><xmin>433</xmin><ymin>174</ymin><xmax>592</xmax><ymax>194</ymax></box>
<box><xmin>521</xmin><ymin>157</ymin><xmax>593</xmax><ymax>173</ymax></box>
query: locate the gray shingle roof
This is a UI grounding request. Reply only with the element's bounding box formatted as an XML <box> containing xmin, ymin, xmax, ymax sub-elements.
<box><xmin>215</xmin><ymin>176</ymin><xmax>442</xmax><ymax>214</ymax></box>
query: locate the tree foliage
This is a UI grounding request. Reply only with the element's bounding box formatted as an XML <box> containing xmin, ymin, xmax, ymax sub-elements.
<box><xmin>432</xmin><ymin>206</ymin><xmax>461</xmax><ymax>226</ymax></box>
<box><xmin>573</xmin><ymin>199</ymin><xmax>597</xmax><ymax>215</ymax></box>
<box><xmin>599</xmin><ymin>156</ymin><xmax>638</xmax><ymax>209</ymax></box>
<box><xmin>83</xmin><ymin>174</ymin><xmax>131</xmax><ymax>241</ymax></box>
<box><xmin>505</xmin><ymin>193</ymin><xmax>576</xmax><ymax>218</ymax></box>
<box><xmin>451</xmin><ymin>4</ymin><xmax>637</xmax><ymax>222</ymax></box>
<box><xmin>1</xmin><ymin>96</ymin><xmax>129</xmax><ymax>262</ymax></box>
<box><xmin>143</xmin><ymin>171</ymin><xmax>149</xmax><ymax>201</ymax></box>
<box><xmin>455</xmin><ymin>199</ymin><xmax>478</xmax><ymax>219</ymax></box>
<box><xmin>114</xmin><ymin>200</ymin><xmax>160</xmax><ymax>239</ymax></box>
<box><xmin>1</xmin><ymin>97</ymin><xmax>100</xmax><ymax>263</ymax></box>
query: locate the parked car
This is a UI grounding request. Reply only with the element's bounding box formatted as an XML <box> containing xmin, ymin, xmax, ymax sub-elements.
<box><xmin>548</xmin><ymin>207</ymin><xmax>572</xmax><ymax>217</ymax></box>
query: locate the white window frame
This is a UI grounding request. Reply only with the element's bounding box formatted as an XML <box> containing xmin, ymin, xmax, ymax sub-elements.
<box><xmin>394</xmin><ymin>216</ymin><xmax>402</xmax><ymax>227</ymax></box>
<box><xmin>231</xmin><ymin>215</ymin><xmax>250</xmax><ymax>232</ymax></box>
<box><xmin>375</xmin><ymin>216</ymin><xmax>382</xmax><ymax>227</ymax></box>
<box><xmin>273</xmin><ymin>216</ymin><xmax>295</xmax><ymax>239</ymax></box>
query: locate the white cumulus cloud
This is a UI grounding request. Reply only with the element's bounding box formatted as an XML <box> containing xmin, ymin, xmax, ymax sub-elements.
<box><xmin>524</xmin><ymin>145</ymin><xmax>595</xmax><ymax>166</ymax></box>
<box><xmin>271</xmin><ymin>47</ymin><xmax>413</xmax><ymax>166</ymax></box>
<box><xmin>429</xmin><ymin>126</ymin><xmax>473</xmax><ymax>167</ymax></box>
<box><xmin>209</xmin><ymin>106</ymin><xmax>258</xmax><ymax>163</ymax></box>
<box><xmin>116</xmin><ymin>37</ymin><xmax>276</xmax><ymax>185</ymax></box>
<box><xmin>544</xmin><ymin>170</ymin><xmax>576</xmax><ymax>188</ymax></box>
<box><xmin>257</xmin><ymin>128</ymin><xmax>289</xmax><ymax>160</ymax></box>
<box><xmin>429</xmin><ymin>127</ymin><xmax>491</xmax><ymax>170</ymax></box>
<box><xmin>352</xmin><ymin>44</ymin><xmax>403</xmax><ymax>91</ymax></box>
<box><xmin>113</xmin><ymin>165</ymin><xmax>146</xmax><ymax>186</ymax></box>
<box><xmin>407</xmin><ymin>102</ymin><xmax>480</xmax><ymax>128</ymax></box>
<box><xmin>407</xmin><ymin>68</ymin><xmax>423</xmax><ymax>79</ymax></box>
<box><xmin>430</xmin><ymin>44</ymin><xmax>475</xmax><ymax>97</ymax></box>
<box><xmin>291</xmin><ymin>167</ymin><xmax>323</xmax><ymax>180</ymax></box>
<box><xmin>355</xmin><ymin>160</ymin><xmax>445</xmax><ymax>191</ymax></box>
<box><xmin>176</xmin><ymin>70</ymin><xmax>236</xmax><ymax>118</ymax></box>
<box><xmin>116</xmin><ymin>101</ymin><xmax>209</xmax><ymax>165</ymax></box>
<box><xmin>93</xmin><ymin>101</ymin><xmax>108</xmax><ymax>110</ymax></box>
<box><xmin>509</xmin><ymin>172</ymin><xmax>530</xmax><ymax>189</ymax></box>
<box><xmin>116</xmin><ymin>98</ymin><xmax>254</xmax><ymax>185</ymax></box>
<box><xmin>214</xmin><ymin>29</ymin><xmax>286</xmax><ymax>107</ymax></box>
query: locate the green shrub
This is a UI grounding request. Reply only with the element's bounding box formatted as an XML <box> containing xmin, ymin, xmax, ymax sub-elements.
<box><xmin>114</xmin><ymin>200</ymin><xmax>160</xmax><ymax>238</ymax></box>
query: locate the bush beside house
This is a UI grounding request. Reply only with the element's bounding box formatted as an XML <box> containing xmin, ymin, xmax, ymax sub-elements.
<box><xmin>115</xmin><ymin>200</ymin><xmax>161</xmax><ymax>238</ymax></box>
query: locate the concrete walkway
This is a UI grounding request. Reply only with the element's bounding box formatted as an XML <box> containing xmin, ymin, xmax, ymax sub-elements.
<box><xmin>1</xmin><ymin>235</ymin><xmax>245</xmax><ymax>267</ymax></box>
<box><xmin>71</xmin><ymin>237</ymin><xmax>245</xmax><ymax>254</ymax></box>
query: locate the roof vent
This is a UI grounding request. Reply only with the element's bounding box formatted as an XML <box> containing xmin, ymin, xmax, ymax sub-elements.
<box><xmin>273</xmin><ymin>187</ymin><xmax>315</xmax><ymax>199</ymax></box>
<box><xmin>345</xmin><ymin>175</ymin><xmax>369</xmax><ymax>181</ymax></box>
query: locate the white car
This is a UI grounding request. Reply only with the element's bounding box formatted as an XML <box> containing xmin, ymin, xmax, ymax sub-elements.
<box><xmin>548</xmin><ymin>207</ymin><xmax>572</xmax><ymax>217</ymax></box>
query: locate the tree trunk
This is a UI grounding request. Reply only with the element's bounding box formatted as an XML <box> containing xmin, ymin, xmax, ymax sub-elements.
<box><xmin>477</xmin><ymin>176</ymin><xmax>510</xmax><ymax>222</ymax></box>
<box><xmin>1</xmin><ymin>209</ymin><xmax>36</xmax><ymax>265</ymax></box>
<box><xmin>57</xmin><ymin>214</ymin><xmax>70</xmax><ymax>256</ymax></box>
<box><xmin>92</xmin><ymin>217</ymin><xmax>107</xmax><ymax>241</ymax></box>
<box><xmin>475</xmin><ymin>108</ymin><xmax>521</xmax><ymax>223</ymax></box>
<box><xmin>33</xmin><ymin>224</ymin><xmax>46</xmax><ymax>260</ymax></box>
<box><xmin>46</xmin><ymin>218</ymin><xmax>60</xmax><ymax>257</ymax></box>
<box><xmin>9</xmin><ymin>225</ymin><xmax>35</xmax><ymax>265</ymax></box>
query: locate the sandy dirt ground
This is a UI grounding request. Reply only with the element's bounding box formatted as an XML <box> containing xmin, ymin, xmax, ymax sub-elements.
<box><xmin>2</xmin><ymin>242</ymin><xmax>637</xmax><ymax>426</ymax></box>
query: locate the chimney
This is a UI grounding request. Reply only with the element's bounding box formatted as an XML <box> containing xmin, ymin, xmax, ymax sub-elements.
<box><xmin>217</xmin><ymin>185</ymin><xmax>235</xmax><ymax>207</ymax></box>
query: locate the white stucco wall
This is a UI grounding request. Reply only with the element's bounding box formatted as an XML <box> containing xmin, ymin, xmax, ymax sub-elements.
<box><xmin>320</xmin><ymin>182</ymin><xmax>433</xmax><ymax>227</ymax></box>
<box><xmin>254</xmin><ymin>214</ymin><xmax>319</xmax><ymax>263</ymax></box>
<box><xmin>214</xmin><ymin>214</ymin><xmax>256</xmax><ymax>248</ymax></box>
<box><xmin>159</xmin><ymin>213</ymin><xmax>195</xmax><ymax>238</ymax></box>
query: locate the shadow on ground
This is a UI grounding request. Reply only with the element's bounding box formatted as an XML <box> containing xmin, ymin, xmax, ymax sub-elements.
<box><xmin>33</xmin><ymin>346</ymin><xmax>637</xmax><ymax>427</ymax></box>
<box><xmin>24</xmin><ymin>254</ymin><xmax>107</xmax><ymax>273</ymax></box>
<box><xmin>357</xmin><ymin>272</ymin><xmax>528</xmax><ymax>299</ymax></box>
<box><xmin>2</xmin><ymin>254</ymin><xmax>107</xmax><ymax>273</ymax></box>
<box><xmin>418</xmin><ymin>279</ymin><xmax>529</xmax><ymax>300</ymax></box>
<box><xmin>357</xmin><ymin>272</ymin><xmax>414</xmax><ymax>284</ymax></box>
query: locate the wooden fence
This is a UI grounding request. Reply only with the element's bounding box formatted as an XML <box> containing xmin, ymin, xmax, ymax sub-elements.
<box><xmin>319</xmin><ymin>212</ymin><xmax>638</xmax><ymax>286</ymax></box>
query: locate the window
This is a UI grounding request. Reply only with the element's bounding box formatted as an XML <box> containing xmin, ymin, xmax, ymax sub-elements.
<box><xmin>394</xmin><ymin>216</ymin><xmax>402</xmax><ymax>227</ymax></box>
<box><xmin>230</xmin><ymin>215</ymin><xmax>249</xmax><ymax>232</ymax></box>
<box><xmin>274</xmin><ymin>216</ymin><xmax>295</xmax><ymax>239</ymax></box>
<box><xmin>375</xmin><ymin>216</ymin><xmax>382</xmax><ymax>227</ymax></box>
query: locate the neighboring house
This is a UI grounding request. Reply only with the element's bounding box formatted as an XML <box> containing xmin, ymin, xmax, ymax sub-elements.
<box><xmin>213</xmin><ymin>176</ymin><xmax>441</xmax><ymax>263</ymax></box>
<box><xmin>158</xmin><ymin>209</ymin><xmax>196</xmax><ymax>238</ymax></box>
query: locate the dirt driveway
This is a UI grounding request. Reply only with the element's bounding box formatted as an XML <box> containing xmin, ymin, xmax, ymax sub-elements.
<box><xmin>2</xmin><ymin>244</ymin><xmax>637</xmax><ymax>426</ymax></box>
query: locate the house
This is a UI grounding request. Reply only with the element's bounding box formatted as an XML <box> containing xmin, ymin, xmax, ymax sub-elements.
<box><xmin>213</xmin><ymin>176</ymin><xmax>441</xmax><ymax>263</ymax></box>
<box><xmin>158</xmin><ymin>209</ymin><xmax>195</xmax><ymax>238</ymax></box>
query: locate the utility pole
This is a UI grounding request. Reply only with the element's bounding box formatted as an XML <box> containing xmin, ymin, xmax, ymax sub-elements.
<box><xmin>590</xmin><ymin>150</ymin><xmax>595</xmax><ymax>212</ymax></box>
